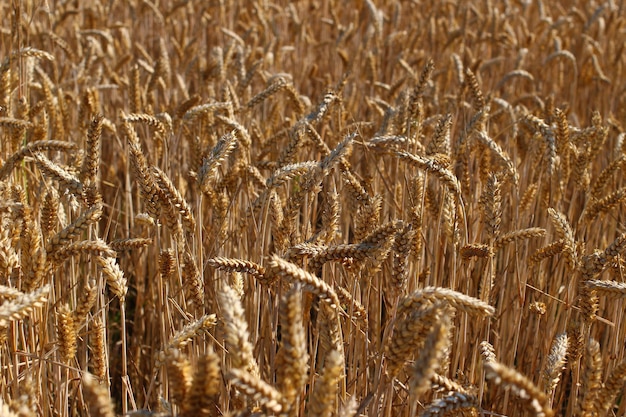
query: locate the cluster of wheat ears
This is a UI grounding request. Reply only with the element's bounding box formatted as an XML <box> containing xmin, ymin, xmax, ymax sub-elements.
<box><xmin>1</xmin><ymin>0</ymin><xmax>625</xmax><ymax>416</ymax></box>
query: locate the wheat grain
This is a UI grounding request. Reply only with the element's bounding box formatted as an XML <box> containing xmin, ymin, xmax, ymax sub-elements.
<box><xmin>0</xmin><ymin>284</ymin><xmax>50</xmax><ymax>328</ymax></box>
<box><xmin>218</xmin><ymin>285</ymin><xmax>259</xmax><ymax>377</ymax></box>
<box><xmin>82</xmin><ymin>373</ymin><xmax>115</xmax><ymax>417</ymax></box>
<box><xmin>276</xmin><ymin>285</ymin><xmax>309</xmax><ymax>412</ymax></box>
<box><xmin>308</xmin><ymin>349</ymin><xmax>343</xmax><ymax>417</ymax></box>
<box><xmin>227</xmin><ymin>368</ymin><xmax>283</xmax><ymax>414</ymax></box>
<box><xmin>543</xmin><ymin>333</ymin><xmax>568</xmax><ymax>398</ymax></box>
<box><xmin>420</xmin><ymin>392</ymin><xmax>478</xmax><ymax>417</ymax></box>
<box><xmin>485</xmin><ymin>361</ymin><xmax>554</xmax><ymax>417</ymax></box>
<box><xmin>584</xmin><ymin>279</ymin><xmax>626</xmax><ymax>298</ymax></box>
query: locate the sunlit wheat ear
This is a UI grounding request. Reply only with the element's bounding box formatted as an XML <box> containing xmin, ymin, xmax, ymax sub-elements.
<box><xmin>40</xmin><ymin>187</ymin><xmax>59</xmax><ymax>240</ymax></box>
<box><xmin>395</xmin><ymin>151</ymin><xmax>463</xmax><ymax>204</ymax></box>
<box><xmin>480</xmin><ymin>340</ymin><xmax>497</xmax><ymax>364</ymax></box>
<box><xmin>460</xmin><ymin>243</ymin><xmax>493</xmax><ymax>259</ymax></box>
<box><xmin>182</xmin><ymin>251</ymin><xmax>204</xmax><ymax>308</ymax></box>
<box><xmin>123</xmin><ymin>113</ymin><xmax>166</xmax><ymax>135</ymax></box>
<box><xmin>46</xmin><ymin>203</ymin><xmax>103</xmax><ymax>255</ymax></box>
<box><xmin>0</xmin><ymin>399</ymin><xmax>22</xmax><ymax>417</ymax></box>
<box><xmin>156</xmin><ymin>314</ymin><xmax>217</xmax><ymax>368</ymax></box>
<box><xmin>216</xmin><ymin>115</ymin><xmax>253</xmax><ymax>155</ymax></box>
<box><xmin>479</xmin><ymin>172</ymin><xmax>502</xmax><ymax>241</ymax></box>
<box><xmin>354</xmin><ymin>194</ymin><xmax>382</xmax><ymax>242</ymax></box>
<box><xmin>108</xmin><ymin>238</ymin><xmax>153</xmax><ymax>252</ymax></box>
<box><xmin>80</xmin><ymin>113</ymin><xmax>103</xmax><ymax>181</ymax></box>
<box><xmin>181</xmin><ymin>349</ymin><xmax>221</xmax><ymax>417</ymax></box>
<box><xmin>474</xmin><ymin>130</ymin><xmax>518</xmax><ymax>184</ymax></box>
<box><xmin>207</xmin><ymin>257</ymin><xmax>272</xmax><ymax>285</ymax></box>
<box><xmin>530</xmin><ymin>239</ymin><xmax>566</xmax><ymax>264</ymax></box>
<box><xmin>306</xmin><ymin>241</ymin><xmax>384</xmax><ymax>273</ymax></box>
<box><xmin>389</xmin><ymin>222</ymin><xmax>416</xmax><ymax>295</ymax></box>
<box><xmin>542</xmin><ymin>333</ymin><xmax>568</xmax><ymax>400</ymax></box>
<box><xmin>385</xmin><ymin>302</ymin><xmax>444</xmax><ymax>378</ymax></box>
<box><xmin>594</xmin><ymin>359</ymin><xmax>626</xmax><ymax>415</ymax></box>
<box><xmin>578</xmin><ymin>338</ymin><xmax>602</xmax><ymax>417</ymax></box>
<box><xmin>0</xmin><ymin>284</ymin><xmax>50</xmax><ymax>340</ymax></box>
<box><xmin>123</xmin><ymin>119</ymin><xmax>162</xmax><ymax>220</ymax></box>
<box><xmin>409</xmin><ymin>312</ymin><xmax>452</xmax><ymax>400</ymax></box>
<box><xmin>49</xmin><ymin>239</ymin><xmax>115</xmax><ymax>265</ymax></box>
<box><xmin>318</xmin><ymin>301</ymin><xmax>344</xmax><ymax>369</ymax></box>
<box><xmin>197</xmin><ymin>130</ymin><xmax>238</xmax><ymax>195</ymax></box>
<box><xmin>82</xmin><ymin>373</ymin><xmax>115</xmax><ymax>417</ymax></box>
<box><xmin>166</xmin><ymin>349</ymin><xmax>192</xmax><ymax>410</ymax></box>
<box><xmin>159</xmin><ymin>249</ymin><xmax>176</xmax><ymax>279</ymax></box>
<box><xmin>91</xmin><ymin>317</ymin><xmax>107</xmax><ymax>382</ymax></box>
<box><xmin>276</xmin><ymin>285</ymin><xmax>309</xmax><ymax>411</ymax></box>
<box><xmin>484</xmin><ymin>361</ymin><xmax>554</xmax><ymax>417</ymax></box>
<box><xmin>494</xmin><ymin>228</ymin><xmax>546</xmax><ymax>250</ymax></box>
<box><xmin>245</xmin><ymin>75</ymin><xmax>288</xmax><ymax>110</ymax></box>
<box><xmin>269</xmin><ymin>254</ymin><xmax>340</xmax><ymax>308</ymax></box>
<box><xmin>311</xmin><ymin>189</ymin><xmax>340</xmax><ymax>245</ymax></box>
<box><xmin>308</xmin><ymin>349</ymin><xmax>344</xmax><ymax>417</ymax></box>
<box><xmin>431</xmin><ymin>374</ymin><xmax>477</xmax><ymax>396</ymax></box>
<box><xmin>218</xmin><ymin>285</ymin><xmax>259</xmax><ymax>377</ymax></box>
<box><xmin>584</xmin><ymin>279</ymin><xmax>626</xmax><ymax>298</ymax></box>
<box><xmin>398</xmin><ymin>287</ymin><xmax>495</xmax><ymax>318</ymax></box>
<box><xmin>589</xmin><ymin>154</ymin><xmax>626</xmax><ymax>200</ymax></box>
<box><xmin>582</xmin><ymin>187</ymin><xmax>626</xmax><ymax>226</ymax></box>
<box><xmin>598</xmin><ymin>234</ymin><xmax>626</xmax><ymax>268</ymax></box>
<box><xmin>420</xmin><ymin>392</ymin><xmax>478</xmax><ymax>417</ymax></box>
<box><xmin>32</xmin><ymin>152</ymin><xmax>83</xmax><ymax>200</ymax></box>
<box><xmin>405</xmin><ymin>58</ymin><xmax>434</xmax><ymax>131</ymax></box>
<box><xmin>0</xmin><ymin>286</ymin><xmax>23</xmax><ymax>300</ymax></box>
<box><xmin>183</xmin><ymin>101</ymin><xmax>232</xmax><ymax>121</ymax></box>
<box><xmin>96</xmin><ymin>256</ymin><xmax>127</xmax><ymax>300</ymax></box>
<box><xmin>0</xmin><ymin>140</ymin><xmax>77</xmax><ymax>180</ymax></box>
<box><xmin>151</xmin><ymin>166</ymin><xmax>196</xmax><ymax>235</ymax></box>
<box><xmin>425</xmin><ymin>113</ymin><xmax>452</xmax><ymax>157</ymax></box>
<box><xmin>335</xmin><ymin>285</ymin><xmax>367</xmax><ymax>323</ymax></box>
<box><xmin>523</xmin><ymin>115</ymin><xmax>559</xmax><ymax>179</ymax></box>
<box><xmin>19</xmin><ymin>213</ymin><xmax>46</xmax><ymax>292</ymax></box>
<box><xmin>339</xmin><ymin>162</ymin><xmax>370</xmax><ymax>213</ymax></box>
<box><xmin>227</xmin><ymin>368</ymin><xmax>283</xmax><ymax>415</ymax></box>
<box><xmin>319</xmin><ymin>133</ymin><xmax>355</xmax><ymax>174</ymax></box>
<box><xmin>566</xmin><ymin>320</ymin><xmax>584</xmax><ymax>364</ymax></box>
<box><xmin>547</xmin><ymin>208</ymin><xmax>577</xmax><ymax>265</ymax></box>
<box><xmin>465</xmin><ymin>67</ymin><xmax>485</xmax><ymax>110</ymax></box>
<box><xmin>56</xmin><ymin>303</ymin><xmax>77</xmax><ymax>364</ymax></box>
<box><xmin>520</xmin><ymin>182</ymin><xmax>539</xmax><ymax>213</ymax></box>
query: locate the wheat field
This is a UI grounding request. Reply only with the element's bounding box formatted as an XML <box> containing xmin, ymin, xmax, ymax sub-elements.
<box><xmin>1</xmin><ymin>0</ymin><xmax>625</xmax><ymax>416</ymax></box>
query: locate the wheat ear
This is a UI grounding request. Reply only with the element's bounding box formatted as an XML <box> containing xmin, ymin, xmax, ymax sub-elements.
<box><xmin>0</xmin><ymin>284</ymin><xmax>50</xmax><ymax>328</ymax></box>
<box><xmin>181</xmin><ymin>349</ymin><xmax>221</xmax><ymax>417</ymax></box>
<box><xmin>227</xmin><ymin>368</ymin><xmax>283</xmax><ymax>414</ymax></box>
<box><xmin>268</xmin><ymin>254</ymin><xmax>341</xmax><ymax>309</ymax></box>
<box><xmin>542</xmin><ymin>333</ymin><xmax>568</xmax><ymax>400</ymax></box>
<box><xmin>420</xmin><ymin>392</ymin><xmax>478</xmax><ymax>417</ymax></box>
<box><xmin>218</xmin><ymin>285</ymin><xmax>259</xmax><ymax>377</ymax></box>
<box><xmin>82</xmin><ymin>373</ymin><xmax>115</xmax><ymax>417</ymax></box>
<box><xmin>409</xmin><ymin>313</ymin><xmax>452</xmax><ymax>400</ymax></box>
<box><xmin>594</xmin><ymin>360</ymin><xmax>626</xmax><ymax>415</ymax></box>
<box><xmin>276</xmin><ymin>285</ymin><xmax>309</xmax><ymax>411</ymax></box>
<box><xmin>398</xmin><ymin>287</ymin><xmax>495</xmax><ymax>318</ymax></box>
<box><xmin>484</xmin><ymin>361</ymin><xmax>554</xmax><ymax>417</ymax></box>
<box><xmin>578</xmin><ymin>338</ymin><xmax>603</xmax><ymax>416</ymax></box>
<box><xmin>308</xmin><ymin>349</ymin><xmax>344</xmax><ymax>417</ymax></box>
<box><xmin>156</xmin><ymin>314</ymin><xmax>217</xmax><ymax>368</ymax></box>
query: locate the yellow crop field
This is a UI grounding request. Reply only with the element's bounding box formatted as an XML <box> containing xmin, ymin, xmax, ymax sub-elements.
<box><xmin>0</xmin><ymin>1</ymin><xmax>625</xmax><ymax>416</ymax></box>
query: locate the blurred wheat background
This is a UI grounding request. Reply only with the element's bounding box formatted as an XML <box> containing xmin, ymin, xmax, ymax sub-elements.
<box><xmin>0</xmin><ymin>0</ymin><xmax>625</xmax><ymax>416</ymax></box>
